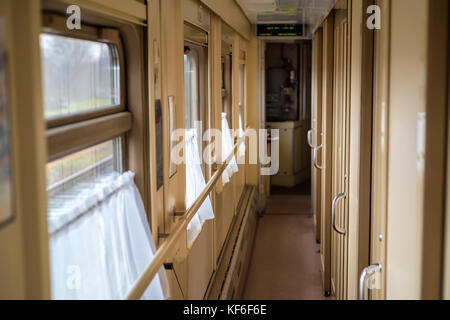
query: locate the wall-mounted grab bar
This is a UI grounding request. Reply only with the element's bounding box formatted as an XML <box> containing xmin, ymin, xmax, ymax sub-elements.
<box><xmin>359</xmin><ymin>263</ymin><xmax>382</xmax><ymax>300</ymax></box>
<box><xmin>332</xmin><ymin>192</ymin><xmax>347</xmax><ymax>235</ymax></box>
<box><xmin>313</xmin><ymin>145</ymin><xmax>323</xmax><ymax>170</ymax></box>
<box><xmin>307</xmin><ymin>129</ymin><xmax>314</xmax><ymax>148</ymax></box>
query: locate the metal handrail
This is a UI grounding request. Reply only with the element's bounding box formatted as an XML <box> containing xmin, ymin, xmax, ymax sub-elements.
<box><xmin>125</xmin><ymin>131</ymin><xmax>248</xmax><ymax>300</ymax></box>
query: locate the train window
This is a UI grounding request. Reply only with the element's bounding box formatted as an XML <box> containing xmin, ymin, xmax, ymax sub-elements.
<box><xmin>221</xmin><ymin>53</ymin><xmax>233</xmax><ymax>126</ymax></box>
<box><xmin>47</xmin><ymin>138</ymin><xmax>122</xmax><ymax>198</ymax></box>
<box><xmin>183</xmin><ymin>24</ymin><xmax>213</xmax><ymax>247</ymax></box>
<box><xmin>40</xmin><ymin>34</ymin><xmax>121</xmax><ymax>120</ymax></box>
<box><xmin>184</xmin><ymin>48</ymin><xmax>199</xmax><ymax>129</ymax></box>
<box><xmin>39</xmin><ymin>16</ymin><xmax>160</xmax><ymax>299</ymax></box>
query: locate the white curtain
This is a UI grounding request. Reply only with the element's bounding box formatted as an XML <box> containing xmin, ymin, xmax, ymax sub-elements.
<box><xmin>49</xmin><ymin>171</ymin><xmax>168</xmax><ymax>300</ymax></box>
<box><xmin>238</xmin><ymin>113</ymin><xmax>246</xmax><ymax>158</ymax></box>
<box><xmin>185</xmin><ymin>129</ymin><xmax>215</xmax><ymax>249</ymax></box>
<box><xmin>221</xmin><ymin>112</ymin><xmax>239</xmax><ymax>186</ymax></box>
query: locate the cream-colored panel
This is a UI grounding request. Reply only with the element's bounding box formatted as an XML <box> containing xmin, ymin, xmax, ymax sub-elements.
<box><xmin>385</xmin><ymin>0</ymin><xmax>428</xmax><ymax>300</ymax></box>
<box><xmin>159</xmin><ymin>0</ymin><xmax>188</xmax><ymax>296</ymax></box>
<box><xmin>183</xmin><ymin>0</ymin><xmax>211</xmax><ymax>31</ymax></box>
<box><xmin>245</xmin><ymin>31</ymin><xmax>259</xmax><ymax>187</ymax></box>
<box><xmin>57</xmin><ymin>0</ymin><xmax>147</xmax><ymax>25</ymax></box>
<box><xmin>147</xmin><ymin>0</ymin><xmax>166</xmax><ymax>246</ymax></box>
<box><xmin>187</xmin><ymin>220</ymin><xmax>214</xmax><ymax>299</ymax></box>
<box><xmin>161</xmin><ymin>0</ymin><xmax>186</xmax><ymax>233</ymax></box>
<box><xmin>199</xmin><ymin>0</ymin><xmax>251</xmax><ymax>40</ymax></box>
<box><xmin>0</xmin><ymin>0</ymin><xmax>50</xmax><ymax>299</ymax></box>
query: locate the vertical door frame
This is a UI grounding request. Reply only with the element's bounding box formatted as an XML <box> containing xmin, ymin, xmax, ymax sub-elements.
<box><xmin>343</xmin><ymin>0</ymin><xmax>352</xmax><ymax>300</ymax></box>
<box><xmin>421</xmin><ymin>0</ymin><xmax>449</xmax><ymax>300</ymax></box>
<box><xmin>445</xmin><ymin>4</ymin><xmax>450</xmax><ymax>295</ymax></box>
<box><xmin>330</xmin><ymin>8</ymin><xmax>342</xmax><ymax>297</ymax></box>
<box><xmin>320</xmin><ymin>13</ymin><xmax>335</xmax><ymax>297</ymax></box>
<box><xmin>312</xmin><ymin>29</ymin><xmax>323</xmax><ymax>244</ymax></box>
<box><xmin>257</xmin><ymin>38</ymin><xmax>266</xmax><ymax>209</ymax></box>
<box><xmin>347</xmin><ymin>0</ymin><xmax>374</xmax><ymax>300</ymax></box>
<box><xmin>370</xmin><ymin>0</ymin><xmax>390</xmax><ymax>300</ymax></box>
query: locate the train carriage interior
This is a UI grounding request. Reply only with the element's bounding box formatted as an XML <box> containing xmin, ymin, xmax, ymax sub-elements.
<box><xmin>1</xmin><ymin>0</ymin><xmax>450</xmax><ymax>303</ymax></box>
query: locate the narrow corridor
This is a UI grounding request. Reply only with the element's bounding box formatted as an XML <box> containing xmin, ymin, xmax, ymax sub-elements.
<box><xmin>242</xmin><ymin>183</ymin><xmax>329</xmax><ymax>300</ymax></box>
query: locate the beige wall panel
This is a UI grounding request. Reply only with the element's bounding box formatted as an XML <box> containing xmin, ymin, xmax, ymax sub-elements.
<box><xmin>246</xmin><ymin>30</ymin><xmax>259</xmax><ymax>187</ymax></box>
<box><xmin>147</xmin><ymin>0</ymin><xmax>166</xmax><ymax>246</ymax></box>
<box><xmin>183</xmin><ymin>0</ymin><xmax>211</xmax><ymax>32</ymax></box>
<box><xmin>160</xmin><ymin>0</ymin><xmax>188</xmax><ymax>296</ymax></box>
<box><xmin>210</xmin><ymin>14</ymin><xmax>222</xmax><ymax>264</ymax></box>
<box><xmin>0</xmin><ymin>0</ymin><xmax>50</xmax><ymax>299</ymax></box>
<box><xmin>187</xmin><ymin>220</ymin><xmax>214</xmax><ymax>299</ymax></box>
<box><xmin>232</xmin><ymin>33</ymin><xmax>243</xmax><ymax>211</ymax></box>
<box><xmin>161</xmin><ymin>0</ymin><xmax>186</xmax><ymax>231</ymax></box>
<box><xmin>386</xmin><ymin>0</ymin><xmax>428</xmax><ymax>300</ymax></box>
<box><xmin>57</xmin><ymin>0</ymin><xmax>147</xmax><ymax>25</ymax></box>
<box><xmin>235</xmin><ymin>35</ymin><xmax>248</xmax><ymax>203</ymax></box>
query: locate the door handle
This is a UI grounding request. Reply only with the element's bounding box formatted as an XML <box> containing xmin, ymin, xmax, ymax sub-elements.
<box><xmin>313</xmin><ymin>145</ymin><xmax>323</xmax><ymax>170</ymax></box>
<box><xmin>359</xmin><ymin>263</ymin><xmax>382</xmax><ymax>300</ymax></box>
<box><xmin>332</xmin><ymin>192</ymin><xmax>347</xmax><ymax>235</ymax></box>
<box><xmin>307</xmin><ymin>129</ymin><xmax>314</xmax><ymax>148</ymax></box>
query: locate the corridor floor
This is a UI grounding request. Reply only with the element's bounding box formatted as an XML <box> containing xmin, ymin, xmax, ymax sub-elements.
<box><xmin>242</xmin><ymin>183</ymin><xmax>329</xmax><ymax>300</ymax></box>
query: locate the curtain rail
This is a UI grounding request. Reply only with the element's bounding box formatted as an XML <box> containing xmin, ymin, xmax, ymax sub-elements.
<box><xmin>125</xmin><ymin>129</ymin><xmax>249</xmax><ymax>300</ymax></box>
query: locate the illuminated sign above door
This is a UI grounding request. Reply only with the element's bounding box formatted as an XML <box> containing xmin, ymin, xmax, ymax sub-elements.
<box><xmin>257</xmin><ymin>24</ymin><xmax>303</xmax><ymax>37</ymax></box>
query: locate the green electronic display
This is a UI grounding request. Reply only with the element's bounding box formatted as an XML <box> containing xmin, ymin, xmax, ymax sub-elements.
<box><xmin>257</xmin><ymin>24</ymin><xmax>303</xmax><ymax>37</ymax></box>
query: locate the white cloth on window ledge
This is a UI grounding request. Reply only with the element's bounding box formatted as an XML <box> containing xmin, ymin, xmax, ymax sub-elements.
<box><xmin>49</xmin><ymin>171</ymin><xmax>169</xmax><ymax>300</ymax></box>
<box><xmin>238</xmin><ymin>113</ymin><xmax>246</xmax><ymax>158</ymax></box>
<box><xmin>221</xmin><ymin>112</ymin><xmax>239</xmax><ymax>186</ymax></box>
<box><xmin>185</xmin><ymin>129</ymin><xmax>215</xmax><ymax>249</ymax></box>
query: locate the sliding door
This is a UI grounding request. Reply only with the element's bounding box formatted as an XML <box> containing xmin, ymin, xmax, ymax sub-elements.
<box><xmin>330</xmin><ymin>7</ymin><xmax>350</xmax><ymax>300</ymax></box>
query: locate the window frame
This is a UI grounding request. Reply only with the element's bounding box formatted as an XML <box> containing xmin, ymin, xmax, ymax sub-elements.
<box><xmin>183</xmin><ymin>22</ymin><xmax>209</xmax><ymax>175</ymax></box>
<box><xmin>42</xmin><ymin>14</ymin><xmax>127</xmax><ymax>130</ymax></box>
<box><xmin>41</xmin><ymin>14</ymin><xmax>130</xmax><ymax>166</ymax></box>
<box><xmin>221</xmin><ymin>51</ymin><xmax>233</xmax><ymax>126</ymax></box>
<box><xmin>184</xmin><ymin>46</ymin><xmax>200</xmax><ymax>129</ymax></box>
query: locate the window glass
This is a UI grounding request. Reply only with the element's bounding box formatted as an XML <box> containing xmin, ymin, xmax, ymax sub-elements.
<box><xmin>47</xmin><ymin>138</ymin><xmax>123</xmax><ymax>214</ymax></box>
<box><xmin>184</xmin><ymin>49</ymin><xmax>198</xmax><ymax>129</ymax></box>
<box><xmin>40</xmin><ymin>34</ymin><xmax>120</xmax><ymax>119</ymax></box>
<box><xmin>221</xmin><ymin>54</ymin><xmax>232</xmax><ymax>125</ymax></box>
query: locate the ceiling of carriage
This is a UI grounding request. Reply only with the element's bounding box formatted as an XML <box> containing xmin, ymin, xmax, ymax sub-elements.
<box><xmin>235</xmin><ymin>0</ymin><xmax>336</xmax><ymax>36</ymax></box>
